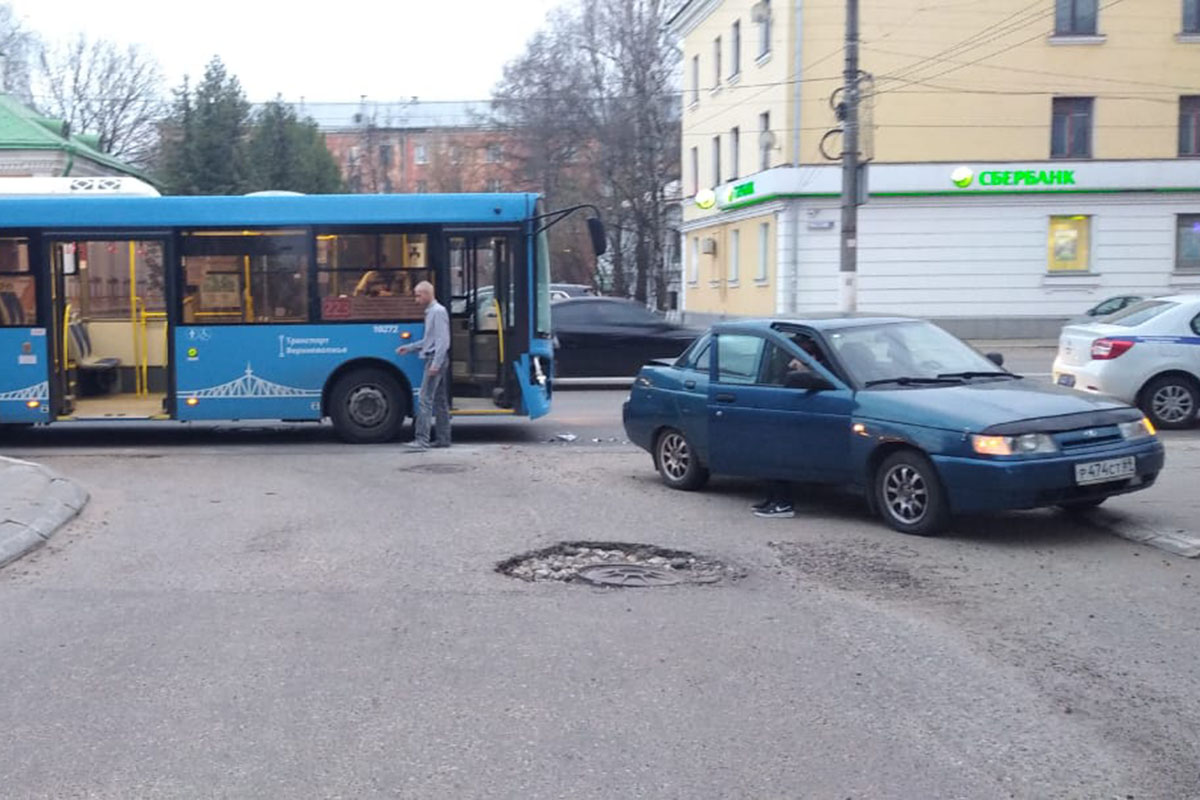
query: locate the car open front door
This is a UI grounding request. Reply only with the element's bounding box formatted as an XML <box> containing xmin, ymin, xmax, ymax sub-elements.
<box><xmin>707</xmin><ymin>332</ymin><xmax>855</xmax><ymax>482</ymax></box>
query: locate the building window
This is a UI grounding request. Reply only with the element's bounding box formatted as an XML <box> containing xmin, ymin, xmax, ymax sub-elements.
<box><xmin>759</xmin><ymin>111</ymin><xmax>771</xmax><ymax>170</ymax></box>
<box><xmin>729</xmin><ymin>229</ymin><xmax>741</xmax><ymax>284</ymax></box>
<box><xmin>1055</xmin><ymin>0</ymin><xmax>1098</xmax><ymax>35</ymax></box>
<box><xmin>1178</xmin><ymin>215</ymin><xmax>1200</xmax><ymax>271</ymax></box>
<box><xmin>414</xmin><ymin>143</ymin><xmax>428</xmax><ymax>165</ymax></box>
<box><xmin>691</xmin><ymin>56</ymin><xmax>700</xmax><ymax>106</ymax></box>
<box><xmin>1181</xmin><ymin>97</ymin><xmax>1200</xmax><ymax>156</ymax></box>
<box><xmin>731</xmin><ymin>20</ymin><xmax>742</xmax><ymax>78</ymax></box>
<box><xmin>690</xmin><ymin>146</ymin><xmax>700</xmax><ymax>196</ymax></box>
<box><xmin>730</xmin><ymin>126</ymin><xmax>740</xmax><ymax>180</ymax></box>
<box><xmin>1187</xmin><ymin>0</ymin><xmax>1200</xmax><ymax>33</ymax></box>
<box><xmin>486</xmin><ymin>143</ymin><xmax>502</xmax><ymax>163</ymax></box>
<box><xmin>757</xmin><ymin>222</ymin><xmax>769</xmax><ymax>281</ymax></box>
<box><xmin>1047</xmin><ymin>216</ymin><xmax>1091</xmax><ymax>272</ymax></box>
<box><xmin>713</xmin><ymin>36</ymin><xmax>722</xmax><ymax>88</ymax></box>
<box><xmin>1051</xmin><ymin>97</ymin><xmax>1093</xmax><ymax>159</ymax></box>
<box><xmin>756</xmin><ymin>0</ymin><xmax>772</xmax><ymax>58</ymax></box>
<box><xmin>690</xmin><ymin>237</ymin><xmax>700</xmax><ymax>283</ymax></box>
<box><xmin>712</xmin><ymin>136</ymin><xmax>721</xmax><ymax>186</ymax></box>
<box><xmin>486</xmin><ymin>178</ymin><xmax>503</xmax><ymax>192</ymax></box>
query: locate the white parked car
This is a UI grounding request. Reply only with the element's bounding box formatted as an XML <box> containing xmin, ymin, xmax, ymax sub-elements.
<box><xmin>1053</xmin><ymin>294</ymin><xmax>1200</xmax><ymax>429</ymax></box>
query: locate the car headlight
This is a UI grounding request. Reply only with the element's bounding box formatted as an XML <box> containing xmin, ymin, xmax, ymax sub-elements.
<box><xmin>971</xmin><ymin>433</ymin><xmax>1058</xmax><ymax>456</ymax></box>
<box><xmin>1118</xmin><ymin>416</ymin><xmax>1156</xmax><ymax>440</ymax></box>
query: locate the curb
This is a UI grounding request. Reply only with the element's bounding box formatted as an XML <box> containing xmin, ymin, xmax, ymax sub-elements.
<box><xmin>1088</xmin><ymin>510</ymin><xmax>1200</xmax><ymax>559</ymax></box>
<box><xmin>0</xmin><ymin>457</ymin><xmax>89</xmax><ymax>569</ymax></box>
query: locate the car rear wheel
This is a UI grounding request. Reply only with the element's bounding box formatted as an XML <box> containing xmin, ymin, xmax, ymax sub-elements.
<box><xmin>874</xmin><ymin>450</ymin><xmax>949</xmax><ymax>536</ymax></box>
<box><xmin>654</xmin><ymin>428</ymin><xmax>709</xmax><ymax>491</ymax></box>
<box><xmin>1140</xmin><ymin>374</ymin><xmax>1199</xmax><ymax>430</ymax></box>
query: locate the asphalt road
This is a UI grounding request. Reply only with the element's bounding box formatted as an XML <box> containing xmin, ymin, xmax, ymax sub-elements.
<box><xmin>3</xmin><ymin>373</ymin><xmax>1200</xmax><ymax>797</ymax></box>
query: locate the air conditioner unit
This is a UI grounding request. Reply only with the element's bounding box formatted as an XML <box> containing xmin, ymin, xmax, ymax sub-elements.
<box><xmin>751</xmin><ymin>1</ymin><xmax>770</xmax><ymax>23</ymax></box>
<box><xmin>701</xmin><ymin>237</ymin><xmax>717</xmax><ymax>255</ymax></box>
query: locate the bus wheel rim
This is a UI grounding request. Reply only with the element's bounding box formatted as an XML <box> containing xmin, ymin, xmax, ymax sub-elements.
<box><xmin>347</xmin><ymin>384</ymin><xmax>388</xmax><ymax>427</ymax></box>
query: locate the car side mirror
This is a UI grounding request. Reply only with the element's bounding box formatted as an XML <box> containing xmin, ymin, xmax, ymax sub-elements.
<box><xmin>785</xmin><ymin>371</ymin><xmax>835</xmax><ymax>391</ymax></box>
<box><xmin>986</xmin><ymin>352</ymin><xmax>1004</xmax><ymax>367</ymax></box>
<box><xmin>587</xmin><ymin>217</ymin><xmax>608</xmax><ymax>257</ymax></box>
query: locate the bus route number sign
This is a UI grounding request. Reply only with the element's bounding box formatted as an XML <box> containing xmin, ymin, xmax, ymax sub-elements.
<box><xmin>321</xmin><ymin>296</ymin><xmax>351</xmax><ymax>320</ymax></box>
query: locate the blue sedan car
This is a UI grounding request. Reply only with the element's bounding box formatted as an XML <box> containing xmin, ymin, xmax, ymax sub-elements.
<box><xmin>622</xmin><ymin>317</ymin><xmax>1165</xmax><ymax>535</ymax></box>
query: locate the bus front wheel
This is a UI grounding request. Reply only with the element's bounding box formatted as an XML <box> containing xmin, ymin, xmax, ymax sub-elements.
<box><xmin>329</xmin><ymin>367</ymin><xmax>408</xmax><ymax>444</ymax></box>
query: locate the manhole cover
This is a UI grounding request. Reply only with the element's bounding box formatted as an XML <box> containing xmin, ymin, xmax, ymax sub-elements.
<box><xmin>576</xmin><ymin>563</ymin><xmax>682</xmax><ymax>587</ymax></box>
<box><xmin>496</xmin><ymin>541</ymin><xmax>739</xmax><ymax>587</ymax></box>
<box><xmin>397</xmin><ymin>463</ymin><xmax>472</xmax><ymax>474</ymax></box>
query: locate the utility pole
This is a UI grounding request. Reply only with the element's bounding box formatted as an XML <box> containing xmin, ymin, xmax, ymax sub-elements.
<box><xmin>839</xmin><ymin>0</ymin><xmax>860</xmax><ymax>313</ymax></box>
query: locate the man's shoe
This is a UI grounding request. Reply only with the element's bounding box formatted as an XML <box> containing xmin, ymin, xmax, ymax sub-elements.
<box><xmin>750</xmin><ymin>499</ymin><xmax>773</xmax><ymax>512</ymax></box>
<box><xmin>754</xmin><ymin>502</ymin><xmax>795</xmax><ymax>519</ymax></box>
<box><xmin>431</xmin><ymin>442</ymin><xmax>451</xmax><ymax>449</ymax></box>
<box><xmin>401</xmin><ymin>443</ymin><xmax>429</xmax><ymax>453</ymax></box>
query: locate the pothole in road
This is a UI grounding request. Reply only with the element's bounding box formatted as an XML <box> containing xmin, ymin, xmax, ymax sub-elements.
<box><xmin>497</xmin><ymin>541</ymin><xmax>738</xmax><ymax>587</ymax></box>
<box><xmin>397</xmin><ymin>463</ymin><xmax>474</xmax><ymax>474</ymax></box>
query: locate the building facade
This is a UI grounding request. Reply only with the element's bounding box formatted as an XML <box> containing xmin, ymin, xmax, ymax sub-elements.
<box><xmin>669</xmin><ymin>0</ymin><xmax>1200</xmax><ymax>334</ymax></box>
<box><xmin>296</xmin><ymin>101</ymin><xmax>524</xmax><ymax>195</ymax></box>
<box><xmin>0</xmin><ymin>94</ymin><xmax>150</xmax><ymax>180</ymax></box>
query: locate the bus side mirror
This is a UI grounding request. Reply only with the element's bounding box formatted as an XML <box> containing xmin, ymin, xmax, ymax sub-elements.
<box><xmin>587</xmin><ymin>217</ymin><xmax>608</xmax><ymax>257</ymax></box>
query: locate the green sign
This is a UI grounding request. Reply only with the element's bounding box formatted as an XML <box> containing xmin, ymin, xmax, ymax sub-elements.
<box><xmin>725</xmin><ymin>181</ymin><xmax>755</xmax><ymax>202</ymax></box>
<box><xmin>952</xmin><ymin>167</ymin><xmax>1077</xmax><ymax>189</ymax></box>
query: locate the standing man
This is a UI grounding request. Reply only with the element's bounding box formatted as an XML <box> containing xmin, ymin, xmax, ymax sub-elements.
<box><xmin>396</xmin><ymin>280</ymin><xmax>451</xmax><ymax>451</ymax></box>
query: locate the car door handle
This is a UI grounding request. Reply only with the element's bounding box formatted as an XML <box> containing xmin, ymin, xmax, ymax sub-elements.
<box><xmin>684</xmin><ymin>379</ymin><xmax>696</xmax><ymax>389</ymax></box>
<box><xmin>714</xmin><ymin>393</ymin><xmax>736</xmax><ymax>403</ymax></box>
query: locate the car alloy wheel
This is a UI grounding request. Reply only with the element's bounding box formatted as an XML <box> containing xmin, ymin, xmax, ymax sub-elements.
<box><xmin>1151</xmin><ymin>384</ymin><xmax>1195</xmax><ymax>425</ymax></box>
<box><xmin>883</xmin><ymin>464</ymin><xmax>928</xmax><ymax>525</ymax></box>
<box><xmin>658</xmin><ymin>431</ymin><xmax>690</xmax><ymax>481</ymax></box>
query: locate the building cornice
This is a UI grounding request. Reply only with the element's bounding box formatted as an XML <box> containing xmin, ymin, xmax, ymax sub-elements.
<box><xmin>667</xmin><ymin>0</ymin><xmax>722</xmax><ymax>36</ymax></box>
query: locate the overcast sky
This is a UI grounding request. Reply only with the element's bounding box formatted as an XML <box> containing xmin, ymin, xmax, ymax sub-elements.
<box><xmin>8</xmin><ymin>0</ymin><xmax>564</xmax><ymax>102</ymax></box>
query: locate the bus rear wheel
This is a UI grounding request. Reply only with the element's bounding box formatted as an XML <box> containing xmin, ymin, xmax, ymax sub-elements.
<box><xmin>329</xmin><ymin>367</ymin><xmax>407</xmax><ymax>444</ymax></box>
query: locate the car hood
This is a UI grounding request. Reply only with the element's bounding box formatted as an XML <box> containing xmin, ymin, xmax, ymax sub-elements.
<box><xmin>858</xmin><ymin>378</ymin><xmax>1136</xmax><ymax>433</ymax></box>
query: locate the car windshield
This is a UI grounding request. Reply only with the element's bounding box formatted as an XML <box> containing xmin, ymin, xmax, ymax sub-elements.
<box><xmin>825</xmin><ymin>321</ymin><xmax>1006</xmax><ymax>387</ymax></box>
<box><xmin>1100</xmin><ymin>300</ymin><xmax>1177</xmax><ymax>327</ymax></box>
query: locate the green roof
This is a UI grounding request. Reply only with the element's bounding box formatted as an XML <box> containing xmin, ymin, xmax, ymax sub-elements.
<box><xmin>0</xmin><ymin>93</ymin><xmax>150</xmax><ymax>180</ymax></box>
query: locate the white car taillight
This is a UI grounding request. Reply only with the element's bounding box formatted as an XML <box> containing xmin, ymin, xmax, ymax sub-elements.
<box><xmin>1091</xmin><ymin>338</ymin><xmax>1135</xmax><ymax>360</ymax></box>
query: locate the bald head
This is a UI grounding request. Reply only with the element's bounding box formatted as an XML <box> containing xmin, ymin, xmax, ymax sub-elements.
<box><xmin>414</xmin><ymin>280</ymin><xmax>435</xmax><ymax>307</ymax></box>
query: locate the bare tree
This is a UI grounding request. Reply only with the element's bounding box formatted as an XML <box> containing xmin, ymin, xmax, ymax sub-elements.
<box><xmin>0</xmin><ymin>3</ymin><xmax>37</xmax><ymax>102</ymax></box>
<box><xmin>36</xmin><ymin>35</ymin><xmax>166</xmax><ymax>167</ymax></box>
<box><xmin>492</xmin><ymin>0</ymin><xmax>680</xmax><ymax>303</ymax></box>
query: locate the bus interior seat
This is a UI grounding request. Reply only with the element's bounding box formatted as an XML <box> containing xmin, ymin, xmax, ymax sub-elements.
<box><xmin>68</xmin><ymin>321</ymin><xmax>121</xmax><ymax>395</ymax></box>
<box><xmin>0</xmin><ymin>292</ymin><xmax>23</xmax><ymax>326</ymax></box>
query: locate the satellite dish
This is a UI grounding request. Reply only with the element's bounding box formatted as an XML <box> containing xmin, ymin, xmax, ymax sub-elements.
<box><xmin>758</xmin><ymin>129</ymin><xmax>777</xmax><ymax>151</ymax></box>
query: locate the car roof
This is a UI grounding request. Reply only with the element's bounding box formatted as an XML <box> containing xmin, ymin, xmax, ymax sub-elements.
<box><xmin>554</xmin><ymin>296</ymin><xmax>639</xmax><ymax>305</ymax></box>
<box><xmin>711</xmin><ymin>315</ymin><xmax>919</xmax><ymax>334</ymax></box>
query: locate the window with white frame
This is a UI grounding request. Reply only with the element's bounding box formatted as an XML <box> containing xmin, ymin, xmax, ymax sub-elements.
<box><xmin>757</xmin><ymin>222</ymin><xmax>769</xmax><ymax>281</ymax></box>
<box><xmin>486</xmin><ymin>178</ymin><xmax>503</xmax><ymax>192</ymax></box>
<box><xmin>730</xmin><ymin>126</ymin><xmax>740</xmax><ymax>180</ymax></box>
<box><xmin>759</xmin><ymin>111</ymin><xmax>771</xmax><ymax>170</ymax></box>
<box><xmin>712</xmin><ymin>136</ymin><xmax>721</xmax><ymax>186</ymax></box>
<box><xmin>486</xmin><ymin>143</ymin><xmax>502</xmax><ymax>163</ymax></box>
<box><xmin>1186</xmin><ymin>0</ymin><xmax>1200</xmax><ymax>33</ymax></box>
<box><xmin>731</xmin><ymin>20</ymin><xmax>742</xmax><ymax>77</ymax></box>
<box><xmin>756</xmin><ymin>0</ymin><xmax>772</xmax><ymax>58</ymax></box>
<box><xmin>414</xmin><ymin>143</ymin><xmax>428</xmax><ymax>164</ymax></box>
<box><xmin>730</xmin><ymin>229</ymin><xmax>741</xmax><ymax>284</ymax></box>
<box><xmin>713</xmin><ymin>36</ymin><xmax>722</xmax><ymax>88</ymax></box>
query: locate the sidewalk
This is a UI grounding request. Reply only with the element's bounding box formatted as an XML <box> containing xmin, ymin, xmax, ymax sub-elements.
<box><xmin>0</xmin><ymin>457</ymin><xmax>89</xmax><ymax>568</ymax></box>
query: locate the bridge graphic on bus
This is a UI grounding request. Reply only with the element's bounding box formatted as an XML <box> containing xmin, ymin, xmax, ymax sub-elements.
<box><xmin>0</xmin><ymin>381</ymin><xmax>49</xmax><ymax>401</ymax></box>
<box><xmin>178</xmin><ymin>365</ymin><xmax>321</xmax><ymax>399</ymax></box>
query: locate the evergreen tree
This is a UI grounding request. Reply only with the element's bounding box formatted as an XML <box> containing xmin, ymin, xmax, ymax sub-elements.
<box><xmin>247</xmin><ymin>98</ymin><xmax>343</xmax><ymax>194</ymax></box>
<box><xmin>157</xmin><ymin>57</ymin><xmax>250</xmax><ymax>195</ymax></box>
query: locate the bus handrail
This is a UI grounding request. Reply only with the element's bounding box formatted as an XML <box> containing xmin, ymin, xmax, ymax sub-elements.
<box><xmin>61</xmin><ymin>303</ymin><xmax>72</xmax><ymax>376</ymax></box>
<box><xmin>492</xmin><ymin>297</ymin><xmax>505</xmax><ymax>364</ymax></box>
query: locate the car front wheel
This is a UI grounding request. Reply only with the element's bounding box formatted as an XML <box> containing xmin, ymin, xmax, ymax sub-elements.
<box><xmin>874</xmin><ymin>450</ymin><xmax>949</xmax><ymax>536</ymax></box>
<box><xmin>654</xmin><ymin>428</ymin><xmax>709</xmax><ymax>491</ymax></box>
<box><xmin>1141</xmin><ymin>374</ymin><xmax>1199</xmax><ymax>430</ymax></box>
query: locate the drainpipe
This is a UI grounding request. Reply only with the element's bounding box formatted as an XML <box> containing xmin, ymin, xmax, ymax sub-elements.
<box><xmin>61</xmin><ymin>148</ymin><xmax>75</xmax><ymax>177</ymax></box>
<box><xmin>785</xmin><ymin>0</ymin><xmax>804</xmax><ymax>314</ymax></box>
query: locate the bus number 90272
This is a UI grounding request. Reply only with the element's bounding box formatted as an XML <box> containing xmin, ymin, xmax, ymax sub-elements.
<box><xmin>373</xmin><ymin>325</ymin><xmax>399</xmax><ymax>334</ymax></box>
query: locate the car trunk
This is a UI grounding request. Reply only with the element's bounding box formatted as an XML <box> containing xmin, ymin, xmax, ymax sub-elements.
<box><xmin>1057</xmin><ymin>323</ymin><xmax>1119</xmax><ymax>367</ymax></box>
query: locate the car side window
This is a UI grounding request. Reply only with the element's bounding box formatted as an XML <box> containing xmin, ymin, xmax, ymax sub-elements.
<box><xmin>758</xmin><ymin>342</ymin><xmax>811</xmax><ymax>386</ymax></box>
<box><xmin>1193</xmin><ymin>313</ymin><xmax>1200</xmax><ymax>336</ymax></box>
<box><xmin>693</xmin><ymin>342</ymin><xmax>712</xmax><ymax>372</ymax></box>
<box><xmin>716</xmin><ymin>334</ymin><xmax>765</xmax><ymax>384</ymax></box>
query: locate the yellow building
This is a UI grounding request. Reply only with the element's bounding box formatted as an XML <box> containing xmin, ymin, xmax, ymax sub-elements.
<box><xmin>669</xmin><ymin>0</ymin><xmax>1200</xmax><ymax>334</ymax></box>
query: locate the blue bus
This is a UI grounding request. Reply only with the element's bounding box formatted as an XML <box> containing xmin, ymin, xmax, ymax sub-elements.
<box><xmin>0</xmin><ymin>190</ymin><xmax>602</xmax><ymax>442</ymax></box>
